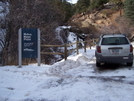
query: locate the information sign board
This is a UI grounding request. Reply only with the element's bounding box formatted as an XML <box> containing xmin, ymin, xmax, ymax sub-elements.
<box><xmin>22</xmin><ymin>28</ymin><xmax>38</xmax><ymax>58</ymax></box>
<box><xmin>18</xmin><ymin>28</ymin><xmax>40</xmax><ymax>67</ymax></box>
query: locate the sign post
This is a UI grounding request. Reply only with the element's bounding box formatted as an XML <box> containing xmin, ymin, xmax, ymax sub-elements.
<box><xmin>18</xmin><ymin>29</ymin><xmax>22</xmax><ymax>68</ymax></box>
<box><xmin>37</xmin><ymin>29</ymin><xmax>41</xmax><ymax>66</ymax></box>
<box><xmin>18</xmin><ymin>28</ymin><xmax>40</xmax><ymax>68</ymax></box>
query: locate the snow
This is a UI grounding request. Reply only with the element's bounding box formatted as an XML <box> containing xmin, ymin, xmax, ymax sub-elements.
<box><xmin>0</xmin><ymin>47</ymin><xmax>134</xmax><ymax>101</ymax></box>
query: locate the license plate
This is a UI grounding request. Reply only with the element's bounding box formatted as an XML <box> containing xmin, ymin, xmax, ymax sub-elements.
<box><xmin>112</xmin><ymin>49</ymin><xmax>119</xmax><ymax>54</ymax></box>
<box><xmin>123</xmin><ymin>57</ymin><xmax>128</xmax><ymax>59</ymax></box>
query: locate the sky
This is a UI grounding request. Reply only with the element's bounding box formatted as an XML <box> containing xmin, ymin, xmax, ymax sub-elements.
<box><xmin>66</xmin><ymin>0</ymin><xmax>78</xmax><ymax>4</ymax></box>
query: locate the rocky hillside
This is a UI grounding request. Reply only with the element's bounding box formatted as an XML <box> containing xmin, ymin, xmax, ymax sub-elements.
<box><xmin>68</xmin><ymin>6</ymin><xmax>134</xmax><ymax>39</ymax></box>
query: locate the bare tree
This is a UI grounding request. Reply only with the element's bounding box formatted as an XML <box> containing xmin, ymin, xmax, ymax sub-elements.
<box><xmin>4</xmin><ymin>0</ymin><xmax>65</xmax><ymax>65</ymax></box>
<box><xmin>0</xmin><ymin>1</ymin><xmax>10</xmax><ymax>65</ymax></box>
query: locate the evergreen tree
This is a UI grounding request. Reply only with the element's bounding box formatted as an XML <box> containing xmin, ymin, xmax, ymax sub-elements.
<box><xmin>76</xmin><ymin>0</ymin><xmax>90</xmax><ymax>13</ymax></box>
<box><xmin>90</xmin><ymin>0</ymin><xmax>109</xmax><ymax>10</ymax></box>
<box><xmin>124</xmin><ymin>0</ymin><xmax>134</xmax><ymax>24</ymax></box>
<box><xmin>50</xmin><ymin>0</ymin><xmax>75</xmax><ymax>22</ymax></box>
<box><xmin>62</xmin><ymin>0</ymin><xmax>75</xmax><ymax>21</ymax></box>
<box><xmin>110</xmin><ymin>0</ymin><xmax>123</xmax><ymax>16</ymax></box>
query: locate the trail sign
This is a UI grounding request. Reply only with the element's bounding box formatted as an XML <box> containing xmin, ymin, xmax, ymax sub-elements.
<box><xmin>18</xmin><ymin>28</ymin><xmax>40</xmax><ymax>67</ymax></box>
<box><xmin>22</xmin><ymin>28</ymin><xmax>38</xmax><ymax>58</ymax></box>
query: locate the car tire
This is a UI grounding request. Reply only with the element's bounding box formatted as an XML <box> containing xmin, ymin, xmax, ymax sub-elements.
<box><xmin>127</xmin><ymin>62</ymin><xmax>133</xmax><ymax>66</ymax></box>
<box><xmin>96</xmin><ymin>61</ymin><xmax>101</xmax><ymax>67</ymax></box>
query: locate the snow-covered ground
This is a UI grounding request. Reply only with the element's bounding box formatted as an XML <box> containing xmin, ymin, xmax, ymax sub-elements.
<box><xmin>0</xmin><ymin>47</ymin><xmax>134</xmax><ymax>101</ymax></box>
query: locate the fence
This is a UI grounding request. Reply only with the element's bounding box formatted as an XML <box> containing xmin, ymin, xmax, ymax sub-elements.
<box><xmin>41</xmin><ymin>39</ymin><xmax>97</xmax><ymax>60</ymax></box>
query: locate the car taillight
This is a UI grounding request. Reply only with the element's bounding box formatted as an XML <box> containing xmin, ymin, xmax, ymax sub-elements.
<box><xmin>97</xmin><ymin>46</ymin><xmax>101</xmax><ymax>53</ymax></box>
<box><xmin>130</xmin><ymin>45</ymin><xmax>133</xmax><ymax>52</ymax></box>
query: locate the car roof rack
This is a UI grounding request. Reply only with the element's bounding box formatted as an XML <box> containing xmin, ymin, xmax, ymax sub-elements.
<box><xmin>100</xmin><ymin>34</ymin><xmax>106</xmax><ymax>38</ymax></box>
<box><xmin>100</xmin><ymin>34</ymin><xmax>126</xmax><ymax>38</ymax></box>
<box><xmin>121</xmin><ymin>34</ymin><xmax>126</xmax><ymax>37</ymax></box>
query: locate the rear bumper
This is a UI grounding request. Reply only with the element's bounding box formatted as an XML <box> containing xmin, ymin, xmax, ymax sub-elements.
<box><xmin>96</xmin><ymin>54</ymin><xmax>133</xmax><ymax>63</ymax></box>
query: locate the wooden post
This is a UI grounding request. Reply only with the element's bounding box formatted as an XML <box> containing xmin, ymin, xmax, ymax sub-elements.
<box><xmin>90</xmin><ymin>40</ymin><xmax>91</xmax><ymax>49</ymax></box>
<box><xmin>76</xmin><ymin>36</ymin><xmax>79</xmax><ymax>55</ymax></box>
<box><xmin>84</xmin><ymin>41</ymin><xmax>86</xmax><ymax>52</ymax></box>
<box><xmin>92</xmin><ymin>38</ymin><xmax>94</xmax><ymax>46</ymax></box>
<box><xmin>37</xmin><ymin>29</ymin><xmax>41</xmax><ymax>66</ymax></box>
<box><xmin>64</xmin><ymin>44</ymin><xmax>67</xmax><ymax>60</ymax></box>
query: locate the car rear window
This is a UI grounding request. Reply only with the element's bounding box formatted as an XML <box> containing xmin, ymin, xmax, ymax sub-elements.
<box><xmin>101</xmin><ymin>37</ymin><xmax>129</xmax><ymax>45</ymax></box>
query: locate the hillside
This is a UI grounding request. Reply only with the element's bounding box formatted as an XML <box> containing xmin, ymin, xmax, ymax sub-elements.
<box><xmin>68</xmin><ymin>6</ymin><xmax>134</xmax><ymax>39</ymax></box>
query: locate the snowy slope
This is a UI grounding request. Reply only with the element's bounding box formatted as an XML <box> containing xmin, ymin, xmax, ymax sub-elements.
<box><xmin>0</xmin><ymin>47</ymin><xmax>134</xmax><ymax>101</ymax></box>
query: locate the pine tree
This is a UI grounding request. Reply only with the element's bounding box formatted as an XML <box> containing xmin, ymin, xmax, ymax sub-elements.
<box><xmin>109</xmin><ymin>0</ymin><xmax>123</xmax><ymax>16</ymax></box>
<box><xmin>76</xmin><ymin>0</ymin><xmax>90</xmax><ymax>13</ymax></box>
<box><xmin>124</xmin><ymin>0</ymin><xmax>134</xmax><ymax>24</ymax></box>
<box><xmin>50</xmin><ymin>0</ymin><xmax>75</xmax><ymax>22</ymax></box>
<box><xmin>62</xmin><ymin>0</ymin><xmax>75</xmax><ymax>21</ymax></box>
<box><xmin>90</xmin><ymin>0</ymin><xmax>109</xmax><ymax>10</ymax></box>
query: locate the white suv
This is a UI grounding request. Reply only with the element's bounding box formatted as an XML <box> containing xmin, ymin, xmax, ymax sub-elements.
<box><xmin>95</xmin><ymin>34</ymin><xmax>133</xmax><ymax>67</ymax></box>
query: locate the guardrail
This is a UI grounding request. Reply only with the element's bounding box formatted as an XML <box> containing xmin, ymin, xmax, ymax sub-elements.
<box><xmin>41</xmin><ymin>40</ymin><xmax>89</xmax><ymax>60</ymax></box>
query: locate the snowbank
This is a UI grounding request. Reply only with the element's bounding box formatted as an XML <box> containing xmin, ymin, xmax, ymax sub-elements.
<box><xmin>0</xmin><ymin>48</ymin><xmax>134</xmax><ymax>101</ymax></box>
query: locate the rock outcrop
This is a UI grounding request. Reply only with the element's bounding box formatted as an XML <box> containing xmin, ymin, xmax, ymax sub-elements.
<box><xmin>68</xmin><ymin>8</ymin><xmax>134</xmax><ymax>38</ymax></box>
